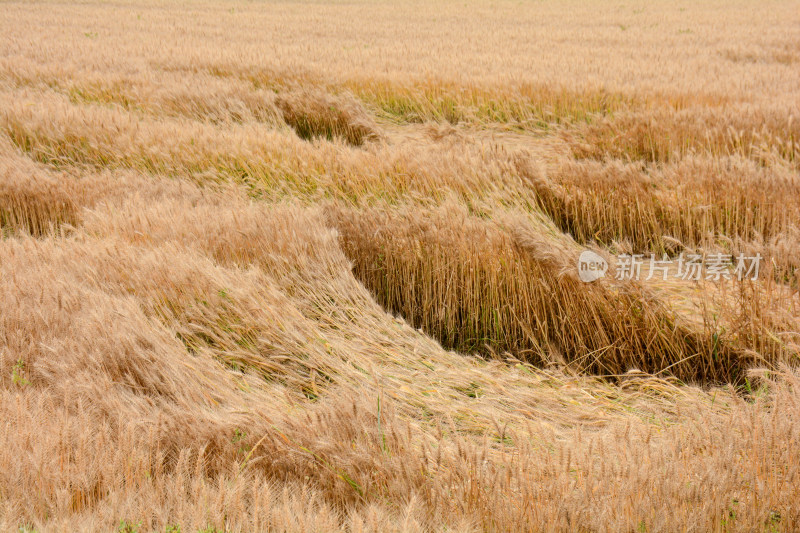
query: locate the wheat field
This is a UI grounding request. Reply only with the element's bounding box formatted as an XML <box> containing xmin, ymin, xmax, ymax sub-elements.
<box><xmin>1</xmin><ymin>0</ymin><xmax>799</xmax><ymax>531</ymax></box>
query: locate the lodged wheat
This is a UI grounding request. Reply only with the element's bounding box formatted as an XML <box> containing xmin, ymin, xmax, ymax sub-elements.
<box><xmin>1</xmin><ymin>0</ymin><xmax>799</xmax><ymax>531</ymax></box>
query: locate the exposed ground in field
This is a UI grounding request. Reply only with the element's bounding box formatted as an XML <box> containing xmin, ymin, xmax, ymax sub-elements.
<box><xmin>1</xmin><ymin>1</ymin><xmax>799</xmax><ymax>531</ymax></box>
